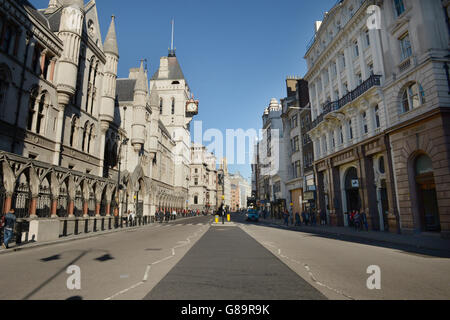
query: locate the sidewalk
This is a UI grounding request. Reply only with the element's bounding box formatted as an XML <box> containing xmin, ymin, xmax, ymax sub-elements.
<box><xmin>0</xmin><ymin>215</ymin><xmax>203</xmax><ymax>255</ymax></box>
<box><xmin>259</xmin><ymin>217</ymin><xmax>450</xmax><ymax>253</ymax></box>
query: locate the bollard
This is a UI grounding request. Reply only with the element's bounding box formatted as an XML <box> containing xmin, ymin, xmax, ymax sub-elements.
<box><xmin>227</xmin><ymin>214</ymin><xmax>231</xmax><ymax>222</ymax></box>
<box><xmin>215</xmin><ymin>215</ymin><xmax>219</xmax><ymax>224</ymax></box>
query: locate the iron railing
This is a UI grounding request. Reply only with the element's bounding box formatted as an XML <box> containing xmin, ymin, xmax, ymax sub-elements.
<box><xmin>312</xmin><ymin>74</ymin><xmax>381</xmax><ymax>128</ymax></box>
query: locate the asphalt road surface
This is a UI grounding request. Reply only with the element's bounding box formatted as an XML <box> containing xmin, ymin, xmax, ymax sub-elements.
<box><xmin>0</xmin><ymin>213</ymin><xmax>449</xmax><ymax>300</ymax></box>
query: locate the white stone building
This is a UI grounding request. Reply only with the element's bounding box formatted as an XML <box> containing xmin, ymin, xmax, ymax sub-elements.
<box><xmin>305</xmin><ymin>0</ymin><xmax>450</xmax><ymax>237</ymax></box>
<box><xmin>188</xmin><ymin>143</ymin><xmax>217</xmax><ymax>212</ymax></box>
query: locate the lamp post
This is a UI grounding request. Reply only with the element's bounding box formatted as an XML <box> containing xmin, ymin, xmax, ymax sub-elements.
<box><xmin>116</xmin><ymin>137</ymin><xmax>129</xmax><ymax>228</ymax></box>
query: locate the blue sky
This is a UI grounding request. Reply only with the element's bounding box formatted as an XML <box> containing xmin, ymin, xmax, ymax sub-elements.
<box><xmin>31</xmin><ymin>0</ymin><xmax>337</xmax><ymax>181</ymax></box>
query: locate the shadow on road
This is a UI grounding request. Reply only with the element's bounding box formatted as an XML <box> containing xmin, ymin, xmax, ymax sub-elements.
<box><xmin>23</xmin><ymin>249</ymin><xmax>113</xmax><ymax>300</ymax></box>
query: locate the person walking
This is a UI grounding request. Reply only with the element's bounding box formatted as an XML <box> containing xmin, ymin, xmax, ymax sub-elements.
<box><xmin>354</xmin><ymin>211</ymin><xmax>361</xmax><ymax>231</ymax></box>
<box><xmin>2</xmin><ymin>209</ymin><xmax>16</xmax><ymax>249</ymax></box>
<box><xmin>320</xmin><ymin>209</ymin><xmax>327</xmax><ymax>225</ymax></box>
<box><xmin>361</xmin><ymin>211</ymin><xmax>369</xmax><ymax>231</ymax></box>
<box><xmin>295</xmin><ymin>212</ymin><xmax>301</xmax><ymax>226</ymax></box>
<box><xmin>301</xmin><ymin>210</ymin><xmax>307</xmax><ymax>226</ymax></box>
<box><xmin>283</xmin><ymin>210</ymin><xmax>289</xmax><ymax>226</ymax></box>
<box><xmin>0</xmin><ymin>212</ymin><xmax>5</xmax><ymax>247</ymax></box>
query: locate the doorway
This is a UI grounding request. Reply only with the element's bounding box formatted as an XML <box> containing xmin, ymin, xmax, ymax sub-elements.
<box><xmin>344</xmin><ymin>167</ymin><xmax>361</xmax><ymax>226</ymax></box>
<box><xmin>414</xmin><ymin>154</ymin><xmax>441</xmax><ymax>232</ymax></box>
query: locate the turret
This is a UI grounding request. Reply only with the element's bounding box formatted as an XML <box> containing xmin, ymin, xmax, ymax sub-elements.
<box><xmin>131</xmin><ymin>60</ymin><xmax>148</xmax><ymax>152</ymax></box>
<box><xmin>55</xmin><ymin>0</ymin><xmax>85</xmax><ymax>106</ymax></box>
<box><xmin>148</xmin><ymin>83</ymin><xmax>159</xmax><ymax>155</ymax></box>
<box><xmin>100</xmin><ymin>15</ymin><xmax>119</xmax><ymax>123</ymax></box>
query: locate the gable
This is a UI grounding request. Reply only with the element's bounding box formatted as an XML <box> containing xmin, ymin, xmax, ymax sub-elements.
<box><xmin>83</xmin><ymin>0</ymin><xmax>104</xmax><ymax>51</ymax></box>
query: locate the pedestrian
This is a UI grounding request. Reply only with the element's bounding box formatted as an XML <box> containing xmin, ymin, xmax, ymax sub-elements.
<box><xmin>320</xmin><ymin>209</ymin><xmax>327</xmax><ymax>225</ymax></box>
<box><xmin>2</xmin><ymin>209</ymin><xmax>16</xmax><ymax>249</ymax></box>
<box><xmin>283</xmin><ymin>210</ymin><xmax>289</xmax><ymax>226</ymax></box>
<box><xmin>305</xmin><ymin>210</ymin><xmax>310</xmax><ymax>226</ymax></box>
<box><xmin>354</xmin><ymin>211</ymin><xmax>361</xmax><ymax>231</ymax></box>
<box><xmin>311</xmin><ymin>209</ymin><xmax>316</xmax><ymax>226</ymax></box>
<box><xmin>0</xmin><ymin>212</ymin><xmax>5</xmax><ymax>246</ymax></box>
<box><xmin>295</xmin><ymin>212</ymin><xmax>301</xmax><ymax>226</ymax></box>
<box><xmin>361</xmin><ymin>211</ymin><xmax>369</xmax><ymax>231</ymax></box>
<box><xmin>263</xmin><ymin>208</ymin><xmax>267</xmax><ymax>220</ymax></box>
<box><xmin>301</xmin><ymin>210</ymin><xmax>307</xmax><ymax>226</ymax></box>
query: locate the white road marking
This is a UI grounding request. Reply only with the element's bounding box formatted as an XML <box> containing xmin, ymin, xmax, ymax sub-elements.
<box><xmin>239</xmin><ymin>224</ymin><xmax>354</xmax><ymax>300</ymax></box>
<box><xmin>143</xmin><ymin>265</ymin><xmax>151</xmax><ymax>282</ymax></box>
<box><xmin>104</xmin><ymin>225</ymin><xmax>210</xmax><ymax>300</ymax></box>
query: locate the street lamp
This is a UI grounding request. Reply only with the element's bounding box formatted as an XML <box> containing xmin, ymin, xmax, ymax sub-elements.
<box><xmin>116</xmin><ymin>137</ymin><xmax>129</xmax><ymax>228</ymax></box>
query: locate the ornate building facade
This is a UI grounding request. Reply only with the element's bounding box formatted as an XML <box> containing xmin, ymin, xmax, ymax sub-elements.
<box><xmin>0</xmin><ymin>0</ymin><xmax>201</xmax><ymax>241</ymax></box>
<box><xmin>0</xmin><ymin>0</ymin><xmax>122</xmax><ymax>226</ymax></box>
<box><xmin>305</xmin><ymin>0</ymin><xmax>450</xmax><ymax>238</ymax></box>
<box><xmin>188</xmin><ymin>143</ymin><xmax>217</xmax><ymax>212</ymax></box>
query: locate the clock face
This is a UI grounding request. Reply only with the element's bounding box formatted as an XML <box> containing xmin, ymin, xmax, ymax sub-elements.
<box><xmin>187</xmin><ymin>102</ymin><xmax>197</xmax><ymax>112</ymax></box>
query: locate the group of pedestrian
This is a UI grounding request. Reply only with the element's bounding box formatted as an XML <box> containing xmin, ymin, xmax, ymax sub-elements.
<box><xmin>349</xmin><ymin>210</ymin><xmax>368</xmax><ymax>231</ymax></box>
<box><xmin>1</xmin><ymin>209</ymin><xmax>16</xmax><ymax>250</ymax></box>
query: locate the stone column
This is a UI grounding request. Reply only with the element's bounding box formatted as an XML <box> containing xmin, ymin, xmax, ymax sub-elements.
<box><xmin>95</xmin><ymin>202</ymin><xmax>101</xmax><ymax>217</ymax></box>
<box><xmin>105</xmin><ymin>202</ymin><xmax>111</xmax><ymax>217</ymax></box>
<box><xmin>357</xmin><ymin>34</ymin><xmax>368</xmax><ymax>81</ymax></box>
<box><xmin>67</xmin><ymin>198</ymin><xmax>74</xmax><ymax>218</ymax></box>
<box><xmin>344</xmin><ymin>45</ymin><xmax>355</xmax><ymax>91</ymax></box>
<box><xmin>53</xmin><ymin>103</ymin><xmax>67</xmax><ymax>166</ymax></box>
<box><xmin>29</xmin><ymin>196</ymin><xmax>38</xmax><ymax>219</ymax></box>
<box><xmin>328</xmin><ymin>64</ymin><xmax>335</xmax><ymax>100</ymax></box>
<box><xmin>98</xmin><ymin>121</ymin><xmax>109</xmax><ymax>177</ymax></box>
<box><xmin>3</xmin><ymin>193</ymin><xmax>12</xmax><ymax>214</ymax></box>
<box><xmin>51</xmin><ymin>198</ymin><xmax>58</xmax><ymax>218</ymax></box>
<box><xmin>335</xmin><ymin>57</ymin><xmax>343</xmax><ymax>98</ymax></box>
<box><xmin>314</xmin><ymin>82</ymin><xmax>320</xmax><ymax>119</ymax></box>
<box><xmin>83</xmin><ymin>200</ymin><xmax>89</xmax><ymax>217</ymax></box>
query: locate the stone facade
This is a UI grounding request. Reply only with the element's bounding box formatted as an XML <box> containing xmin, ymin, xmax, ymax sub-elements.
<box><xmin>304</xmin><ymin>0</ymin><xmax>450</xmax><ymax>237</ymax></box>
<box><xmin>188</xmin><ymin>143</ymin><xmax>217</xmax><ymax>212</ymax></box>
<box><xmin>0</xmin><ymin>1</ymin><xmax>201</xmax><ymax>241</ymax></box>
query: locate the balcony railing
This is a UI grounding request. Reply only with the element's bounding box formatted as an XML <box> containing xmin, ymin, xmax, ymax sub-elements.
<box><xmin>311</xmin><ymin>74</ymin><xmax>381</xmax><ymax>129</ymax></box>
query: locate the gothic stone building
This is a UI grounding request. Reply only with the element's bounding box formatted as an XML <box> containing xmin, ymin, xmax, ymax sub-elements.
<box><xmin>0</xmin><ymin>0</ymin><xmax>122</xmax><ymax>227</ymax></box>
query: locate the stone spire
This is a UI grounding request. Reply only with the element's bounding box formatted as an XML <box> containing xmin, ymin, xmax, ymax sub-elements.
<box><xmin>104</xmin><ymin>15</ymin><xmax>119</xmax><ymax>57</ymax></box>
<box><xmin>134</xmin><ymin>60</ymin><xmax>148</xmax><ymax>94</ymax></box>
<box><xmin>46</xmin><ymin>0</ymin><xmax>61</xmax><ymax>13</ymax></box>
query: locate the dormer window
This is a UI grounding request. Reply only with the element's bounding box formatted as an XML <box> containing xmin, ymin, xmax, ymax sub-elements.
<box><xmin>172</xmin><ymin>81</ymin><xmax>180</xmax><ymax>85</ymax></box>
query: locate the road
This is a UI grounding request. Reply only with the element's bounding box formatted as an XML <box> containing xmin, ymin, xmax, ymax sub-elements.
<box><xmin>0</xmin><ymin>213</ymin><xmax>449</xmax><ymax>300</ymax></box>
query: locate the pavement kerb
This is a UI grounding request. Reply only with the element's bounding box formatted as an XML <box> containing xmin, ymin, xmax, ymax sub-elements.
<box><xmin>0</xmin><ymin>215</ymin><xmax>209</xmax><ymax>256</ymax></box>
<box><xmin>257</xmin><ymin>218</ymin><xmax>450</xmax><ymax>253</ymax></box>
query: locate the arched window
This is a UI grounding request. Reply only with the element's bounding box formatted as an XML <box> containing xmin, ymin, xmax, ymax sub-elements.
<box><xmin>348</xmin><ymin>120</ymin><xmax>353</xmax><ymax>140</ymax></box>
<box><xmin>194</xmin><ymin>195</ymin><xmax>198</xmax><ymax>205</ymax></box>
<box><xmin>90</xmin><ymin>64</ymin><xmax>98</xmax><ymax>114</ymax></box>
<box><xmin>374</xmin><ymin>105</ymin><xmax>381</xmax><ymax>129</ymax></box>
<box><xmin>36</xmin><ymin>94</ymin><xmax>46</xmax><ymax>134</ymax></box>
<box><xmin>160</xmin><ymin>98</ymin><xmax>163</xmax><ymax>115</ymax></box>
<box><xmin>415</xmin><ymin>154</ymin><xmax>433</xmax><ymax>176</ymax></box>
<box><xmin>87</xmin><ymin>125</ymin><xmax>94</xmax><ymax>153</ymax></box>
<box><xmin>171</xmin><ymin>98</ymin><xmax>175</xmax><ymax>115</ymax></box>
<box><xmin>82</xmin><ymin>121</ymin><xmax>89</xmax><ymax>152</ymax></box>
<box><xmin>361</xmin><ymin>111</ymin><xmax>368</xmax><ymax>134</ymax></box>
<box><xmin>85</xmin><ymin>59</ymin><xmax>93</xmax><ymax>112</ymax></box>
<box><xmin>27</xmin><ymin>91</ymin><xmax>48</xmax><ymax>134</ymax></box>
<box><xmin>402</xmin><ymin>83</ymin><xmax>425</xmax><ymax>113</ymax></box>
<box><xmin>70</xmin><ymin>116</ymin><xmax>79</xmax><ymax>147</ymax></box>
<box><xmin>27</xmin><ymin>93</ymin><xmax>37</xmax><ymax>131</ymax></box>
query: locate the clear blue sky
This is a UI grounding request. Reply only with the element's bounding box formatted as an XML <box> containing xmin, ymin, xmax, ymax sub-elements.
<box><xmin>31</xmin><ymin>0</ymin><xmax>337</xmax><ymax>181</ymax></box>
